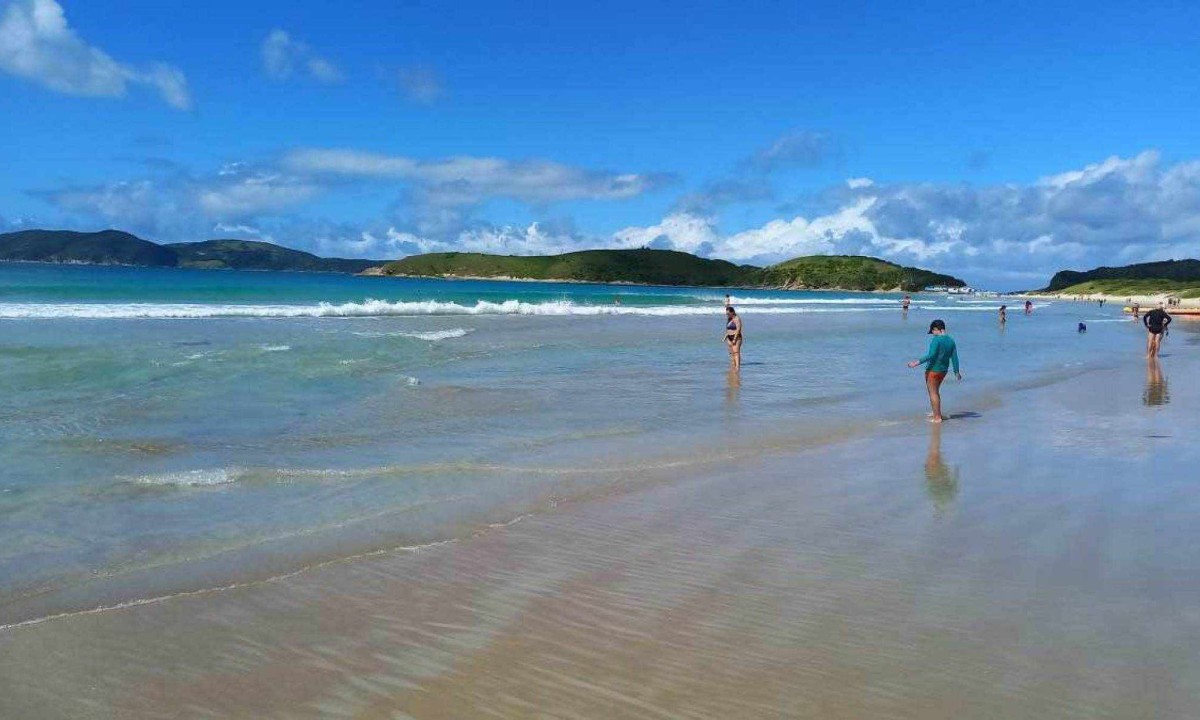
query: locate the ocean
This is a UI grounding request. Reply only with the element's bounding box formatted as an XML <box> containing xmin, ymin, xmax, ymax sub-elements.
<box><xmin>0</xmin><ymin>262</ymin><xmax>1144</xmax><ymax>627</ymax></box>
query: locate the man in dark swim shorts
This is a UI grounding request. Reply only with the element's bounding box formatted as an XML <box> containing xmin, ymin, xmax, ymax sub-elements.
<box><xmin>1143</xmin><ymin>303</ymin><xmax>1171</xmax><ymax>358</ymax></box>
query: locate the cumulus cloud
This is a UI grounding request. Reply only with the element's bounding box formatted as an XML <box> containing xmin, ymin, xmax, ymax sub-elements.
<box><xmin>285</xmin><ymin>148</ymin><xmax>671</xmax><ymax>206</ymax></box>
<box><xmin>396</xmin><ymin>65</ymin><xmax>442</xmax><ymax>104</ymax></box>
<box><xmin>0</xmin><ymin>0</ymin><xmax>192</xmax><ymax>109</ymax></box>
<box><xmin>37</xmin><ymin>163</ymin><xmax>321</xmax><ymax>238</ymax></box>
<box><xmin>32</xmin><ymin>149</ymin><xmax>1200</xmax><ymax>289</ymax></box>
<box><xmin>261</xmin><ymin>29</ymin><xmax>342</xmax><ymax>83</ymax></box>
<box><xmin>626</xmin><ymin>151</ymin><xmax>1200</xmax><ymax>288</ymax></box>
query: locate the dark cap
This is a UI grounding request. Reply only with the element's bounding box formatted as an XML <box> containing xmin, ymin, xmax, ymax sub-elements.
<box><xmin>928</xmin><ymin>319</ymin><xmax>946</xmax><ymax>334</ymax></box>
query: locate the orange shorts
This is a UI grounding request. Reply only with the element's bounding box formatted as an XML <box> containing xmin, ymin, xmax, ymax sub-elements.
<box><xmin>925</xmin><ymin>371</ymin><xmax>947</xmax><ymax>383</ymax></box>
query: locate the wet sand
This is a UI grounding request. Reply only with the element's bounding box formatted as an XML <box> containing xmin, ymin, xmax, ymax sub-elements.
<box><xmin>3</xmin><ymin>348</ymin><xmax>1199</xmax><ymax>718</ymax></box>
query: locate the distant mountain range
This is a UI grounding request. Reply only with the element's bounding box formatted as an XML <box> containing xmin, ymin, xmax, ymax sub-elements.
<box><xmin>378</xmin><ymin>250</ymin><xmax>967</xmax><ymax>292</ymax></box>
<box><xmin>0</xmin><ymin>228</ymin><xmax>970</xmax><ymax>291</ymax></box>
<box><xmin>0</xmin><ymin>230</ymin><xmax>382</xmax><ymax>274</ymax></box>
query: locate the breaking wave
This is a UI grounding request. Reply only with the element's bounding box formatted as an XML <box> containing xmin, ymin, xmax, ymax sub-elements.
<box><xmin>0</xmin><ymin>299</ymin><xmax>904</xmax><ymax>319</ymax></box>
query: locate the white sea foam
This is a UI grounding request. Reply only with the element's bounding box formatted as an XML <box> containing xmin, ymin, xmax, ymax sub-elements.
<box><xmin>260</xmin><ymin>345</ymin><xmax>291</xmax><ymax>352</ymax></box>
<box><xmin>352</xmin><ymin>328</ymin><xmax>472</xmax><ymax>340</ymax></box>
<box><xmin>0</xmin><ymin>299</ymin><xmax>906</xmax><ymax>319</ymax></box>
<box><xmin>698</xmin><ymin>295</ymin><xmax>934</xmax><ymax>306</ymax></box>
<box><xmin>132</xmin><ymin>469</ymin><xmax>240</xmax><ymax>487</ymax></box>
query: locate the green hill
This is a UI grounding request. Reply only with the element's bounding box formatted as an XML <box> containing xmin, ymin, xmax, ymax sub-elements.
<box><xmin>761</xmin><ymin>255</ymin><xmax>966</xmax><ymax>292</ymax></box>
<box><xmin>0</xmin><ymin>230</ymin><xmax>381</xmax><ymax>273</ymax></box>
<box><xmin>0</xmin><ymin>229</ymin><xmax>177</xmax><ymax>266</ymax></box>
<box><xmin>167</xmin><ymin>239</ymin><xmax>378</xmax><ymax>273</ymax></box>
<box><xmin>380</xmin><ymin>250</ymin><xmax>966</xmax><ymax>291</ymax></box>
<box><xmin>1045</xmin><ymin>278</ymin><xmax>1200</xmax><ymax>299</ymax></box>
<box><xmin>379</xmin><ymin>249</ymin><xmax>761</xmax><ymax>286</ymax></box>
<box><xmin>1045</xmin><ymin>259</ymin><xmax>1200</xmax><ymax>295</ymax></box>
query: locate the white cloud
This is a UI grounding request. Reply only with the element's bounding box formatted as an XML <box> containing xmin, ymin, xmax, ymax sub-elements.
<box><xmin>0</xmin><ymin>0</ymin><xmax>191</xmax><ymax>109</ymax></box>
<box><xmin>621</xmin><ymin>151</ymin><xmax>1200</xmax><ymax>288</ymax></box>
<box><xmin>261</xmin><ymin>29</ymin><xmax>342</xmax><ymax>84</ymax></box>
<box><xmin>34</xmin><ymin>149</ymin><xmax>1200</xmax><ymax>290</ymax></box>
<box><xmin>285</xmin><ymin>148</ymin><xmax>669</xmax><ymax>206</ymax></box>
<box><xmin>397</xmin><ymin>65</ymin><xmax>442</xmax><ymax>104</ymax></box>
<box><xmin>613</xmin><ymin>213</ymin><xmax>720</xmax><ymax>255</ymax></box>
<box><xmin>39</xmin><ymin>164</ymin><xmax>320</xmax><ymax>238</ymax></box>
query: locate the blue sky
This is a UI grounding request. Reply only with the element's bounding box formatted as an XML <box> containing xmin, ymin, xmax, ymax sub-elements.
<box><xmin>2</xmin><ymin>0</ymin><xmax>1199</xmax><ymax>288</ymax></box>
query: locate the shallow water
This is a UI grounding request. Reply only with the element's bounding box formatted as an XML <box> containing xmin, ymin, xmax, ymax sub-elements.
<box><xmin>0</xmin><ymin>263</ymin><xmax>1153</xmax><ymax>625</ymax></box>
<box><xmin>1</xmin><ymin>340</ymin><xmax>1196</xmax><ymax>719</ymax></box>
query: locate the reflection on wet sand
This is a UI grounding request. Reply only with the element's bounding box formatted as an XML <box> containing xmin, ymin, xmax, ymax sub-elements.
<box><xmin>923</xmin><ymin>423</ymin><xmax>959</xmax><ymax>513</ymax></box>
<box><xmin>1144</xmin><ymin>358</ymin><xmax>1169</xmax><ymax>406</ymax></box>
<box><xmin>724</xmin><ymin>368</ymin><xmax>741</xmax><ymax>410</ymax></box>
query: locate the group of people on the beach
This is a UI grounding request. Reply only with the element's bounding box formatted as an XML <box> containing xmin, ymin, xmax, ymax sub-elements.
<box><xmin>722</xmin><ymin>293</ymin><xmax>1175</xmax><ymax>423</ymax></box>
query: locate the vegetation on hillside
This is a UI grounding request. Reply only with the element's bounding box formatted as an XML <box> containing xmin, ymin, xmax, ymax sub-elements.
<box><xmin>166</xmin><ymin>239</ymin><xmax>377</xmax><ymax>273</ymax></box>
<box><xmin>0</xmin><ymin>230</ymin><xmax>380</xmax><ymax>273</ymax></box>
<box><xmin>379</xmin><ymin>249</ymin><xmax>762</xmax><ymax>286</ymax></box>
<box><xmin>1049</xmin><ymin>279</ymin><xmax>1200</xmax><ymax>299</ymax></box>
<box><xmin>760</xmin><ymin>255</ymin><xmax>966</xmax><ymax>292</ymax></box>
<box><xmin>381</xmin><ymin>250</ymin><xmax>966</xmax><ymax>291</ymax></box>
<box><xmin>2</xmin><ymin>229</ymin><xmax>970</xmax><ymax>291</ymax></box>
<box><xmin>0</xmin><ymin>230</ymin><xmax>177</xmax><ymax>266</ymax></box>
<box><xmin>1046</xmin><ymin>259</ymin><xmax>1200</xmax><ymax>291</ymax></box>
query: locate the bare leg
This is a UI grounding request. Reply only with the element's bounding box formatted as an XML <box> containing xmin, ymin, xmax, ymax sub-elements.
<box><xmin>926</xmin><ymin>373</ymin><xmax>944</xmax><ymax>423</ymax></box>
<box><xmin>1147</xmin><ymin>331</ymin><xmax>1154</xmax><ymax>357</ymax></box>
<box><xmin>732</xmin><ymin>339</ymin><xmax>742</xmax><ymax>371</ymax></box>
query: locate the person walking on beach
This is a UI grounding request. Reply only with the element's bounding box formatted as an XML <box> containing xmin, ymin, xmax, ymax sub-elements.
<box><xmin>902</xmin><ymin>295</ymin><xmax>911</xmax><ymax>311</ymax></box>
<box><xmin>1144</xmin><ymin>303</ymin><xmax>1171</xmax><ymax>358</ymax></box>
<box><xmin>908</xmin><ymin>319</ymin><xmax>961</xmax><ymax>423</ymax></box>
<box><xmin>1024</xmin><ymin>299</ymin><xmax>1033</xmax><ymax>315</ymax></box>
<box><xmin>724</xmin><ymin>305</ymin><xmax>743</xmax><ymax>371</ymax></box>
<box><xmin>999</xmin><ymin>305</ymin><xmax>1007</xmax><ymax>325</ymax></box>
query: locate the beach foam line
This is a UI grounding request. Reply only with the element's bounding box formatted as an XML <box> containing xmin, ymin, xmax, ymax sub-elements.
<box><xmin>0</xmin><ymin>299</ymin><xmax>902</xmax><ymax>319</ymax></box>
<box><xmin>132</xmin><ymin>469</ymin><xmax>240</xmax><ymax>487</ymax></box>
<box><xmin>352</xmin><ymin>328</ymin><xmax>472</xmax><ymax>340</ymax></box>
<box><xmin>694</xmin><ymin>295</ymin><xmax>935</xmax><ymax>306</ymax></box>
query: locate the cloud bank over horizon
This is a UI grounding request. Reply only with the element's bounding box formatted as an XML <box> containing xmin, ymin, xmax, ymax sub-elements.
<box><xmin>25</xmin><ymin>145</ymin><xmax>1200</xmax><ymax>289</ymax></box>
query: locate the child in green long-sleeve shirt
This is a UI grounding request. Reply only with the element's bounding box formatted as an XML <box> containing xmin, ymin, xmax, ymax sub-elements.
<box><xmin>907</xmin><ymin>319</ymin><xmax>962</xmax><ymax>423</ymax></box>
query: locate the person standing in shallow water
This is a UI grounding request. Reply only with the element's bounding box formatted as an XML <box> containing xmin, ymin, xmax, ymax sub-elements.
<box><xmin>908</xmin><ymin>319</ymin><xmax>961</xmax><ymax>423</ymax></box>
<box><xmin>1143</xmin><ymin>303</ymin><xmax>1171</xmax><ymax>358</ymax></box>
<box><xmin>724</xmin><ymin>305</ymin><xmax>743</xmax><ymax>371</ymax></box>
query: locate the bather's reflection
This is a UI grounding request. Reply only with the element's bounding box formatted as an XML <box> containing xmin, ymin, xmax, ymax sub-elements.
<box><xmin>924</xmin><ymin>422</ymin><xmax>959</xmax><ymax>513</ymax></box>
<box><xmin>725</xmin><ymin>368</ymin><xmax>741</xmax><ymax>407</ymax></box>
<box><xmin>1143</xmin><ymin>357</ymin><xmax>1169</xmax><ymax>406</ymax></box>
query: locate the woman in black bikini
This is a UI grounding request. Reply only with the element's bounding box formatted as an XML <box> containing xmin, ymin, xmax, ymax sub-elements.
<box><xmin>724</xmin><ymin>306</ymin><xmax>743</xmax><ymax>371</ymax></box>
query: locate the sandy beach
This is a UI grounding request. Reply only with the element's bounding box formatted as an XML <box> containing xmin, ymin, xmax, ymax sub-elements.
<box><xmin>1026</xmin><ymin>291</ymin><xmax>1200</xmax><ymax>310</ymax></box>
<box><xmin>2</xmin><ymin>321</ymin><xmax>1197</xmax><ymax>719</ymax></box>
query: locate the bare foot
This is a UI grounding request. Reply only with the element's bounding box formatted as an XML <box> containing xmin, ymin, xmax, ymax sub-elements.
<box><xmin>929</xmin><ymin>415</ymin><xmax>945</xmax><ymax>424</ymax></box>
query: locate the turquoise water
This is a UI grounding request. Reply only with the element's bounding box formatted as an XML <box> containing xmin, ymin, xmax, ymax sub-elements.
<box><xmin>0</xmin><ymin>263</ymin><xmax>1147</xmax><ymax>625</ymax></box>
